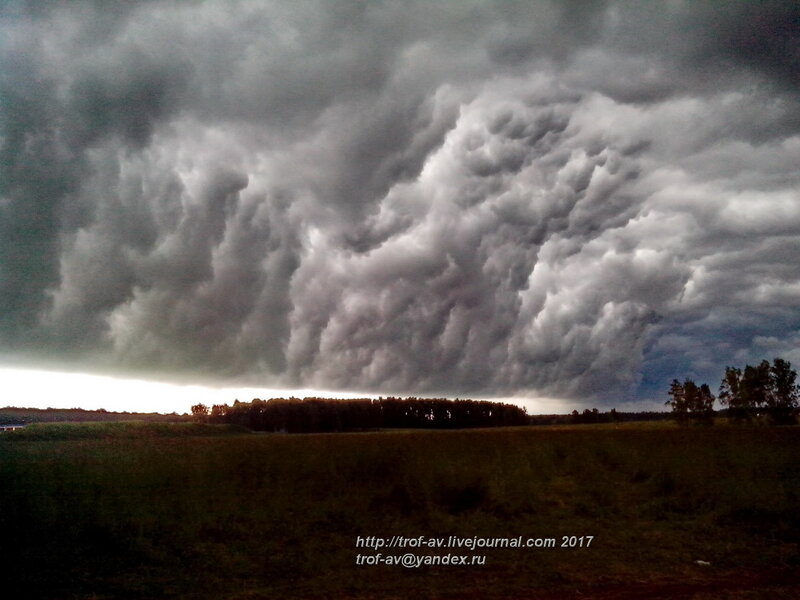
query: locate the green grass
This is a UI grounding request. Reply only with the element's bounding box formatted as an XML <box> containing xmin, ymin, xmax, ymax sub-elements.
<box><xmin>0</xmin><ymin>425</ymin><xmax>797</xmax><ymax>598</ymax></box>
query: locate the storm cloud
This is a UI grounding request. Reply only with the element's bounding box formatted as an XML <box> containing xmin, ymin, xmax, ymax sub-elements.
<box><xmin>1</xmin><ymin>0</ymin><xmax>799</xmax><ymax>405</ymax></box>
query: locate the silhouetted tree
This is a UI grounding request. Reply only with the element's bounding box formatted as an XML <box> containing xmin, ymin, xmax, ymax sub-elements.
<box><xmin>666</xmin><ymin>379</ymin><xmax>689</xmax><ymax>425</ymax></box>
<box><xmin>204</xmin><ymin>396</ymin><xmax>528</xmax><ymax>432</ymax></box>
<box><xmin>718</xmin><ymin>366</ymin><xmax>748</xmax><ymax>421</ymax></box>
<box><xmin>190</xmin><ymin>403</ymin><xmax>209</xmax><ymax>423</ymax></box>
<box><xmin>210</xmin><ymin>404</ymin><xmax>229</xmax><ymax>424</ymax></box>
<box><xmin>767</xmin><ymin>358</ymin><xmax>799</xmax><ymax>424</ymax></box>
<box><xmin>666</xmin><ymin>379</ymin><xmax>715</xmax><ymax>425</ymax></box>
<box><xmin>718</xmin><ymin>358</ymin><xmax>798</xmax><ymax>424</ymax></box>
<box><xmin>690</xmin><ymin>383</ymin><xmax>716</xmax><ymax>425</ymax></box>
<box><xmin>741</xmin><ymin>360</ymin><xmax>772</xmax><ymax>414</ymax></box>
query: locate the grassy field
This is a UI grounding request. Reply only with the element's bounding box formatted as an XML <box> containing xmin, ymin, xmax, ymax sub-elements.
<box><xmin>0</xmin><ymin>420</ymin><xmax>248</xmax><ymax>441</ymax></box>
<box><xmin>0</xmin><ymin>422</ymin><xmax>798</xmax><ymax>599</ymax></box>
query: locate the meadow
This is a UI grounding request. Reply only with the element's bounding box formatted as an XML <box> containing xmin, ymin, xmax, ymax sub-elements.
<box><xmin>0</xmin><ymin>422</ymin><xmax>798</xmax><ymax>599</ymax></box>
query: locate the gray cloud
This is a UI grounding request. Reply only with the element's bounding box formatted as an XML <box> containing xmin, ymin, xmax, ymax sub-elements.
<box><xmin>1</xmin><ymin>0</ymin><xmax>799</xmax><ymax>405</ymax></box>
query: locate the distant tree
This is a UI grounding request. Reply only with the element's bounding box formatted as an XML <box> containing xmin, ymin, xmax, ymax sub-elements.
<box><xmin>718</xmin><ymin>366</ymin><xmax>748</xmax><ymax>421</ymax></box>
<box><xmin>210</xmin><ymin>404</ymin><xmax>228</xmax><ymax>424</ymax></box>
<box><xmin>690</xmin><ymin>383</ymin><xmax>716</xmax><ymax>425</ymax></box>
<box><xmin>767</xmin><ymin>358</ymin><xmax>799</xmax><ymax>424</ymax></box>
<box><xmin>741</xmin><ymin>360</ymin><xmax>772</xmax><ymax>414</ymax></box>
<box><xmin>204</xmin><ymin>396</ymin><xmax>528</xmax><ymax>432</ymax></box>
<box><xmin>190</xmin><ymin>403</ymin><xmax>209</xmax><ymax>423</ymax></box>
<box><xmin>666</xmin><ymin>379</ymin><xmax>715</xmax><ymax>425</ymax></box>
<box><xmin>718</xmin><ymin>358</ymin><xmax>798</xmax><ymax>424</ymax></box>
<box><xmin>666</xmin><ymin>379</ymin><xmax>689</xmax><ymax>425</ymax></box>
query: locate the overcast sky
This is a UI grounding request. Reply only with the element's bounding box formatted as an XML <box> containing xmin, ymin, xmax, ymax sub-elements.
<box><xmin>1</xmin><ymin>1</ymin><xmax>799</xmax><ymax>411</ymax></box>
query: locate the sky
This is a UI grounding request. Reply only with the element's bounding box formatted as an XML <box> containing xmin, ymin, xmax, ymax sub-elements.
<box><xmin>1</xmin><ymin>1</ymin><xmax>799</xmax><ymax>414</ymax></box>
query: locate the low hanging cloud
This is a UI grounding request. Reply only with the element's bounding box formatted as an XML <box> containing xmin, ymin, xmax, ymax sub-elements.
<box><xmin>1</xmin><ymin>1</ymin><xmax>799</xmax><ymax>404</ymax></box>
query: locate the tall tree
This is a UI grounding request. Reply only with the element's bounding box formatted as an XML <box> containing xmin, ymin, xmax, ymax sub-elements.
<box><xmin>767</xmin><ymin>358</ymin><xmax>799</xmax><ymax>424</ymax></box>
<box><xmin>718</xmin><ymin>358</ymin><xmax>798</xmax><ymax>424</ymax></box>
<box><xmin>740</xmin><ymin>360</ymin><xmax>772</xmax><ymax>413</ymax></box>
<box><xmin>718</xmin><ymin>366</ymin><xmax>748</xmax><ymax>421</ymax></box>
<box><xmin>666</xmin><ymin>379</ymin><xmax>715</xmax><ymax>425</ymax></box>
<box><xmin>691</xmin><ymin>383</ymin><xmax>716</xmax><ymax>425</ymax></box>
<box><xmin>666</xmin><ymin>379</ymin><xmax>690</xmax><ymax>425</ymax></box>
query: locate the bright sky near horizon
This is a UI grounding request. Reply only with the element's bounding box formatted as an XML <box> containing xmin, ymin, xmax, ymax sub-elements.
<box><xmin>0</xmin><ymin>366</ymin><xmax>569</xmax><ymax>415</ymax></box>
<box><xmin>0</xmin><ymin>366</ymin><xmax>371</xmax><ymax>414</ymax></box>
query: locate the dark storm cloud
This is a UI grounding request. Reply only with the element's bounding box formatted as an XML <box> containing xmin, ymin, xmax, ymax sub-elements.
<box><xmin>1</xmin><ymin>0</ymin><xmax>799</xmax><ymax>404</ymax></box>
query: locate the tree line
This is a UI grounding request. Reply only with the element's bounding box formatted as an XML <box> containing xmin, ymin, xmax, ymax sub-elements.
<box><xmin>0</xmin><ymin>406</ymin><xmax>188</xmax><ymax>425</ymax></box>
<box><xmin>191</xmin><ymin>396</ymin><xmax>530</xmax><ymax>433</ymax></box>
<box><xmin>667</xmin><ymin>357</ymin><xmax>799</xmax><ymax>425</ymax></box>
